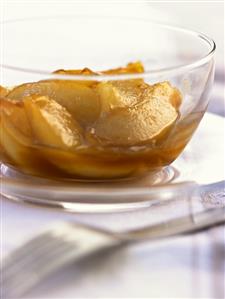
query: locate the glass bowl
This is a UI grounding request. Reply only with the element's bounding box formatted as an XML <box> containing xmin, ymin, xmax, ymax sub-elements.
<box><xmin>0</xmin><ymin>16</ymin><xmax>215</xmax><ymax>195</ymax></box>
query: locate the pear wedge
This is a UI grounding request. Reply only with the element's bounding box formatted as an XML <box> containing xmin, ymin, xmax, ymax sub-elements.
<box><xmin>53</xmin><ymin>67</ymin><xmax>98</xmax><ymax>76</ymax></box>
<box><xmin>101</xmin><ymin>61</ymin><xmax>144</xmax><ymax>74</ymax></box>
<box><xmin>0</xmin><ymin>86</ymin><xmax>9</xmax><ymax>98</ymax></box>
<box><xmin>39</xmin><ymin>147</ymin><xmax>136</xmax><ymax>179</ymax></box>
<box><xmin>7</xmin><ymin>80</ymin><xmax>100</xmax><ymax>126</ymax></box>
<box><xmin>0</xmin><ymin>98</ymin><xmax>33</xmax><ymax>138</ymax></box>
<box><xmin>97</xmin><ymin>81</ymin><xmax>149</xmax><ymax>115</ymax></box>
<box><xmin>150</xmin><ymin>81</ymin><xmax>182</xmax><ymax>109</ymax></box>
<box><xmin>23</xmin><ymin>95</ymin><xmax>83</xmax><ymax>150</ymax></box>
<box><xmin>53</xmin><ymin>61</ymin><xmax>144</xmax><ymax>76</ymax></box>
<box><xmin>94</xmin><ymin>83</ymin><xmax>179</xmax><ymax>146</ymax></box>
<box><xmin>0</xmin><ymin>98</ymin><xmax>43</xmax><ymax>172</ymax></box>
<box><xmin>97</xmin><ymin>80</ymin><xmax>182</xmax><ymax>116</ymax></box>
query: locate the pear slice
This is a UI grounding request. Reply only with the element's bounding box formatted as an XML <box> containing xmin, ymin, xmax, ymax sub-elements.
<box><xmin>23</xmin><ymin>95</ymin><xmax>83</xmax><ymax>150</ymax></box>
<box><xmin>0</xmin><ymin>117</ymin><xmax>35</xmax><ymax>170</ymax></box>
<box><xmin>97</xmin><ymin>80</ymin><xmax>182</xmax><ymax>116</ymax></box>
<box><xmin>39</xmin><ymin>147</ymin><xmax>136</xmax><ymax>179</ymax></box>
<box><xmin>53</xmin><ymin>61</ymin><xmax>144</xmax><ymax>76</ymax></box>
<box><xmin>97</xmin><ymin>61</ymin><xmax>145</xmax><ymax>114</ymax></box>
<box><xmin>53</xmin><ymin>67</ymin><xmax>99</xmax><ymax>76</ymax></box>
<box><xmin>97</xmin><ymin>81</ymin><xmax>150</xmax><ymax>115</ymax></box>
<box><xmin>151</xmin><ymin>81</ymin><xmax>182</xmax><ymax>109</ymax></box>
<box><xmin>0</xmin><ymin>98</ymin><xmax>33</xmax><ymax>138</ymax></box>
<box><xmin>0</xmin><ymin>86</ymin><xmax>10</xmax><ymax>97</ymax></box>
<box><xmin>0</xmin><ymin>99</ymin><xmax>43</xmax><ymax>172</ymax></box>
<box><xmin>94</xmin><ymin>84</ymin><xmax>179</xmax><ymax>146</ymax></box>
<box><xmin>7</xmin><ymin>80</ymin><xmax>100</xmax><ymax>126</ymax></box>
<box><xmin>101</xmin><ymin>61</ymin><xmax>144</xmax><ymax>74</ymax></box>
<box><xmin>52</xmin><ymin>68</ymin><xmax>99</xmax><ymax>87</ymax></box>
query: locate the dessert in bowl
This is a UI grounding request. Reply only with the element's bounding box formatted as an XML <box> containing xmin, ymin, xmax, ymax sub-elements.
<box><xmin>0</xmin><ymin>16</ymin><xmax>215</xmax><ymax>182</ymax></box>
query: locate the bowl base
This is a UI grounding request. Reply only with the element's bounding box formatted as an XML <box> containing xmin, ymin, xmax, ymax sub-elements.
<box><xmin>1</xmin><ymin>163</ymin><xmax>181</xmax><ymax>212</ymax></box>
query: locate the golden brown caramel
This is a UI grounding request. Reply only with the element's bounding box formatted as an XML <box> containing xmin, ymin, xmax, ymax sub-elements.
<box><xmin>0</xmin><ymin>61</ymin><xmax>197</xmax><ymax>180</ymax></box>
<box><xmin>53</xmin><ymin>61</ymin><xmax>144</xmax><ymax>76</ymax></box>
<box><xmin>53</xmin><ymin>67</ymin><xmax>98</xmax><ymax>76</ymax></box>
<box><xmin>101</xmin><ymin>61</ymin><xmax>144</xmax><ymax>74</ymax></box>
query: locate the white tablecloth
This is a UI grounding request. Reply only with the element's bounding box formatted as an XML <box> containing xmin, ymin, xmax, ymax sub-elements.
<box><xmin>1</xmin><ymin>113</ymin><xmax>225</xmax><ymax>298</ymax></box>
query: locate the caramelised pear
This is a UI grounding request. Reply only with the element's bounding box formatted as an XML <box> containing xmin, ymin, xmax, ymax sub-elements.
<box><xmin>97</xmin><ymin>81</ymin><xmax>182</xmax><ymax>115</ymax></box>
<box><xmin>93</xmin><ymin>83</ymin><xmax>179</xmax><ymax>146</ymax></box>
<box><xmin>150</xmin><ymin>81</ymin><xmax>182</xmax><ymax>109</ymax></box>
<box><xmin>23</xmin><ymin>95</ymin><xmax>83</xmax><ymax>150</ymax></box>
<box><xmin>0</xmin><ymin>98</ymin><xmax>40</xmax><ymax>171</ymax></box>
<box><xmin>53</xmin><ymin>61</ymin><xmax>144</xmax><ymax>76</ymax></box>
<box><xmin>101</xmin><ymin>61</ymin><xmax>144</xmax><ymax>74</ymax></box>
<box><xmin>97</xmin><ymin>81</ymin><xmax>149</xmax><ymax>115</ymax></box>
<box><xmin>0</xmin><ymin>86</ymin><xmax>10</xmax><ymax>98</ymax></box>
<box><xmin>39</xmin><ymin>147</ymin><xmax>136</xmax><ymax>179</ymax></box>
<box><xmin>0</xmin><ymin>61</ymin><xmax>185</xmax><ymax>180</ymax></box>
<box><xmin>7</xmin><ymin>80</ymin><xmax>100</xmax><ymax>126</ymax></box>
<box><xmin>0</xmin><ymin>98</ymin><xmax>33</xmax><ymax>138</ymax></box>
<box><xmin>53</xmin><ymin>67</ymin><xmax>98</xmax><ymax>76</ymax></box>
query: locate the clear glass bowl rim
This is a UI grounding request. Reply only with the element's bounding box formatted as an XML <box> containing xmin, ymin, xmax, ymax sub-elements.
<box><xmin>1</xmin><ymin>15</ymin><xmax>216</xmax><ymax>81</ymax></box>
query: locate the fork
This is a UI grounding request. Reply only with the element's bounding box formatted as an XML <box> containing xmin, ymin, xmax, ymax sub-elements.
<box><xmin>1</xmin><ymin>180</ymin><xmax>225</xmax><ymax>298</ymax></box>
<box><xmin>1</xmin><ymin>223</ymin><xmax>122</xmax><ymax>298</ymax></box>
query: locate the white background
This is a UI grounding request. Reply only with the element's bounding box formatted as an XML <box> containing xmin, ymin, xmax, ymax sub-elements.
<box><xmin>1</xmin><ymin>1</ymin><xmax>224</xmax><ymax>66</ymax></box>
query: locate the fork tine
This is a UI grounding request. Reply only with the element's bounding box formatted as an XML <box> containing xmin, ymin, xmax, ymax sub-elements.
<box><xmin>5</xmin><ymin>231</ymin><xmax>53</xmax><ymax>260</ymax></box>
<box><xmin>2</xmin><ymin>240</ymin><xmax>76</xmax><ymax>298</ymax></box>
<box><xmin>2</xmin><ymin>230</ymin><xmax>79</xmax><ymax>281</ymax></box>
<box><xmin>2</xmin><ymin>233</ymin><xmax>63</xmax><ymax>278</ymax></box>
<box><xmin>1</xmin><ymin>223</ymin><xmax>120</xmax><ymax>298</ymax></box>
<box><xmin>3</xmin><ymin>224</ymin><xmax>78</xmax><ymax>267</ymax></box>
